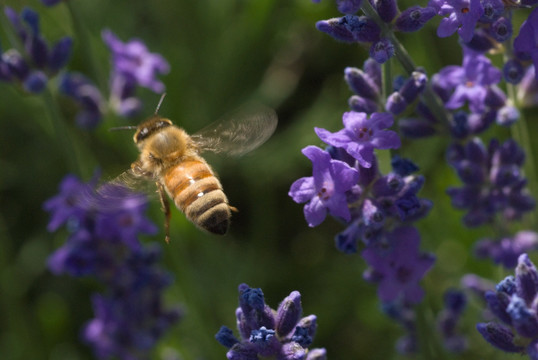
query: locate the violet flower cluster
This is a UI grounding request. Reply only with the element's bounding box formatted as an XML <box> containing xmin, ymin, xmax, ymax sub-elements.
<box><xmin>60</xmin><ymin>29</ymin><xmax>170</xmax><ymax>129</ymax></box>
<box><xmin>289</xmin><ymin>68</ymin><xmax>434</xmax><ymax>307</ymax></box>
<box><xmin>477</xmin><ymin>254</ymin><xmax>538</xmax><ymax>358</ymax></box>
<box><xmin>44</xmin><ymin>174</ymin><xmax>181</xmax><ymax>359</ymax></box>
<box><xmin>0</xmin><ymin>7</ymin><xmax>72</xmax><ymax>93</ymax></box>
<box><xmin>215</xmin><ymin>284</ymin><xmax>326</xmax><ymax>360</ymax></box>
<box><xmin>304</xmin><ymin>0</ymin><xmax>538</xmax><ymax>356</ymax></box>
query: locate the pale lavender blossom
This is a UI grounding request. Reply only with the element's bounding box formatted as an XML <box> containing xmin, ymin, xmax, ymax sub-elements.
<box><xmin>315</xmin><ymin>111</ymin><xmax>400</xmax><ymax>168</ymax></box>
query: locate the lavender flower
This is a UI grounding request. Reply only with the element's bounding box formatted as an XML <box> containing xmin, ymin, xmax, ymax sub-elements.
<box><xmin>433</xmin><ymin>48</ymin><xmax>501</xmax><ymax>114</ymax></box>
<box><xmin>513</xmin><ymin>7</ymin><xmax>538</xmax><ymax>80</ymax></box>
<box><xmin>476</xmin><ymin>254</ymin><xmax>538</xmax><ymax>357</ymax></box>
<box><xmin>102</xmin><ymin>29</ymin><xmax>170</xmax><ymax>93</ymax></box>
<box><xmin>62</xmin><ymin>29</ymin><xmax>170</xmax><ymax>128</ymax></box>
<box><xmin>1</xmin><ymin>6</ymin><xmax>72</xmax><ymax>93</ymax></box>
<box><xmin>362</xmin><ymin>226</ymin><xmax>435</xmax><ymax>303</ymax></box>
<box><xmin>433</xmin><ymin>0</ymin><xmax>484</xmax><ymax>43</ymax></box>
<box><xmin>59</xmin><ymin>72</ymin><xmax>105</xmax><ymax>129</ymax></box>
<box><xmin>289</xmin><ymin>146</ymin><xmax>359</xmax><ymax>227</ymax></box>
<box><xmin>44</xmin><ymin>174</ymin><xmax>180</xmax><ymax>359</ymax></box>
<box><xmin>215</xmin><ymin>284</ymin><xmax>326</xmax><ymax>360</ymax></box>
<box><xmin>436</xmin><ymin>289</ymin><xmax>468</xmax><ymax>352</ymax></box>
<box><xmin>475</xmin><ymin>231</ymin><xmax>538</xmax><ymax>268</ymax></box>
<box><xmin>315</xmin><ymin>111</ymin><xmax>401</xmax><ymax>168</ymax></box>
<box><xmin>446</xmin><ymin>138</ymin><xmax>535</xmax><ymax>227</ymax></box>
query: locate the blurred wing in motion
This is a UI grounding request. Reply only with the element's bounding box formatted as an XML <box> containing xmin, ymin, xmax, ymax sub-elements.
<box><xmin>107</xmin><ymin>169</ymin><xmax>159</xmax><ymax>196</ymax></box>
<box><xmin>191</xmin><ymin>104</ymin><xmax>277</xmax><ymax>156</ymax></box>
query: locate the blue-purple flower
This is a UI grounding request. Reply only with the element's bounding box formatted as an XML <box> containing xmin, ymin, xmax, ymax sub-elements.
<box><xmin>362</xmin><ymin>226</ymin><xmax>435</xmax><ymax>303</ymax></box>
<box><xmin>102</xmin><ymin>29</ymin><xmax>170</xmax><ymax>94</ymax></box>
<box><xmin>513</xmin><ymin>7</ymin><xmax>538</xmax><ymax>80</ymax></box>
<box><xmin>433</xmin><ymin>48</ymin><xmax>501</xmax><ymax>114</ymax></box>
<box><xmin>475</xmin><ymin>231</ymin><xmax>538</xmax><ymax>268</ymax></box>
<box><xmin>446</xmin><ymin>138</ymin><xmax>535</xmax><ymax>227</ymax></box>
<box><xmin>289</xmin><ymin>146</ymin><xmax>359</xmax><ymax>227</ymax></box>
<box><xmin>432</xmin><ymin>0</ymin><xmax>484</xmax><ymax>43</ymax></box>
<box><xmin>215</xmin><ymin>284</ymin><xmax>326</xmax><ymax>360</ymax></box>
<box><xmin>315</xmin><ymin>111</ymin><xmax>401</xmax><ymax>168</ymax></box>
<box><xmin>1</xmin><ymin>6</ymin><xmax>73</xmax><ymax>93</ymax></box>
<box><xmin>477</xmin><ymin>254</ymin><xmax>538</xmax><ymax>356</ymax></box>
<box><xmin>44</xmin><ymin>174</ymin><xmax>180</xmax><ymax>359</ymax></box>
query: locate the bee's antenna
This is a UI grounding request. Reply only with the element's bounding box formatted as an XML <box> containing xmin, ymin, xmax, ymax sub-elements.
<box><xmin>155</xmin><ymin>93</ymin><xmax>167</xmax><ymax>115</ymax></box>
<box><xmin>109</xmin><ymin>125</ymin><xmax>138</xmax><ymax>132</ymax></box>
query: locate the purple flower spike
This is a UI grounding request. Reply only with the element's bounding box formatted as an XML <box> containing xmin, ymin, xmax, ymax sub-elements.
<box><xmin>361</xmin><ymin>226</ymin><xmax>435</xmax><ymax>303</ymax></box>
<box><xmin>316</xmin><ymin>15</ymin><xmax>381</xmax><ymax>43</ymax></box>
<box><xmin>395</xmin><ymin>6</ymin><xmax>437</xmax><ymax>33</ymax></box>
<box><xmin>315</xmin><ymin>111</ymin><xmax>400</xmax><ymax>168</ymax></box>
<box><xmin>436</xmin><ymin>0</ymin><xmax>484</xmax><ymax>43</ymax></box>
<box><xmin>218</xmin><ymin>286</ymin><xmax>325</xmax><ymax>359</ymax></box>
<box><xmin>276</xmin><ymin>291</ymin><xmax>303</xmax><ymax>337</ymax></box>
<box><xmin>289</xmin><ymin>146</ymin><xmax>359</xmax><ymax>227</ymax></box>
<box><xmin>336</xmin><ymin>0</ymin><xmax>362</xmax><ymax>14</ymax></box>
<box><xmin>369</xmin><ymin>38</ymin><xmax>395</xmax><ymax>64</ymax></box>
<box><xmin>476</xmin><ymin>322</ymin><xmax>522</xmax><ymax>353</ymax></box>
<box><xmin>515</xmin><ymin>254</ymin><xmax>538</xmax><ymax>305</ymax></box>
<box><xmin>513</xmin><ymin>7</ymin><xmax>538</xmax><ymax>80</ymax></box>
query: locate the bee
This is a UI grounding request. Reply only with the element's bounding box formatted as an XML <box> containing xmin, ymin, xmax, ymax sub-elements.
<box><xmin>113</xmin><ymin>96</ymin><xmax>277</xmax><ymax>242</ymax></box>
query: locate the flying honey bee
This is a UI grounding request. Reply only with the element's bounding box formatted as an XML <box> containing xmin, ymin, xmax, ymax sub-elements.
<box><xmin>113</xmin><ymin>96</ymin><xmax>277</xmax><ymax>242</ymax></box>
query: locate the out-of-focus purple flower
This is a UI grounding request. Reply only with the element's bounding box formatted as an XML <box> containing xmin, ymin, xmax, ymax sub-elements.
<box><xmin>436</xmin><ymin>289</ymin><xmax>468</xmax><ymax>352</ymax></box>
<box><xmin>369</xmin><ymin>38</ymin><xmax>394</xmax><ymax>64</ymax></box>
<box><xmin>374</xmin><ymin>0</ymin><xmax>398</xmax><ymax>23</ymax></box>
<box><xmin>44</xmin><ymin>174</ymin><xmax>180</xmax><ymax>359</ymax></box>
<box><xmin>315</xmin><ymin>111</ymin><xmax>400</xmax><ymax>168</ymax></box>
<box><xmin>1</xmin><ymin>7</ymin><xmax>73</xmax><ymax>93</ymax></box>
<box><xmin>446</xmin><ymin>138</ymin><xmax>535</xmax><ymax>227</ymax></box>
<box><xmin>476</xmin><ymin>254</ymin><xmax>538</xmax><ymax>357</ymax></box>
<box><xmin>289</xmin><ymin>146</ymin><xmax>359</xmax><ymax>227</ymax></box>
<box><xmin>337</xmin><ymin>0</ymin><xmax>362</xmax><ymax>14</ymax></box>
<box><xmin>41</xmin><ymin>0</ymin><xmax>63</xmax><ymax>5</ymax></box>
<box><xmin>434</xmin><ymin>0</ymin><xmax>484</xmax><ymax>43</ymax></box>
<box><xmin>102</xmin><ymin>29</ymin><xmax>170</xmax><ymax>93</ymax></box>
<box><xmin>475</xmin><ymin>231</ymin><xmax>538</xmax><ymax>269</ymax></box>
<box><xmin>503</xmin><ymin>59</ymin><xmax>524</xmax><ymax>85</ymax></box>
<box><xmin>478</xmin><ymin>0</ymin><xmax>503</xmax><ymax>23</ymax></box>
<box><xmin>433</xmin><ymin>48</ymin><xmax>501</xmax><ymax>114</ymax></box>
<box><xmin>59</xmin><ymin>72</ymin><xmax>105</xmax><ymax>129</ymax></box>
<box><xmin>395</xmin><ymin>6</ymin><xmax>437</xmax><ymax>32</ymax></box>
<box><xmin>316</xmin><ymin>15</ymin><xmax>381</xmax><ymax>43</ymax></box>
<box><xmin>513</xmin><ymin>7</ymin><xmax>538</xmax><ymax>79</ymax></box>
<box><xmin>489</xmin><ymin>16</ymin><xmax>512</xmax><ymax>43</ymax></box>
<box><xmin>362</xmin><ymin>226</ymin><xmax>435</xmax><ymax>303</ymax></box>
<box><xmin>216</xmin><ymin>284</ymin><xmax>326</xmax><ymax>360</ymax></box>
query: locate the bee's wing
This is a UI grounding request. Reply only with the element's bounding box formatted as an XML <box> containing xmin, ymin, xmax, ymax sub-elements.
<box><xmin>107</xmin><ymin>169</ymin><xmax>159</xmax><ymax>196</ymax></box>
<box><xmin>190</xmin><ymin>104</ymin><xmax>277</xmax><ymax>156</ymax></box>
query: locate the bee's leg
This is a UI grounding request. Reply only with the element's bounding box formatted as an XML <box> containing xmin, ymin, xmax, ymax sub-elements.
<box><xmin>156</xmin><ymin>182</ymin><xmax>171</xmax><ymax>243</ymax></box>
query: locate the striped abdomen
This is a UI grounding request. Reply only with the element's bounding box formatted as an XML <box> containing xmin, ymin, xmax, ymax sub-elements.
<box><xmin>163</xmin><ymin>159</ymin><xmax>231</xmax><ymax>235</ymax></box>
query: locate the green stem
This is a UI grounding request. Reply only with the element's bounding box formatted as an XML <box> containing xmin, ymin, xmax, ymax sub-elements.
<box><xmin>360</xmin><ymin>2</ymin><xmax>451</xmax><ymax>132</ymax></box>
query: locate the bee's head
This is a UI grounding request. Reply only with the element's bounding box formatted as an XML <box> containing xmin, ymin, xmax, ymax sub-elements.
<box><xmin>133</xmin><ymin>116</ymin><xmax>173</xmax><ymax>144</ymax></box>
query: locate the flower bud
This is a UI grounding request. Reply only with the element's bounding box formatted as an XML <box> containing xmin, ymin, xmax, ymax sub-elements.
<box><xmin>276</xmin><ymin>291</ymin><xmax>303</xmax><ymax>337</ymax></box>
<box><xmin>476</xmin><ymin>322</ymin><xmax>522</xmax><ymax>353</ymax></box>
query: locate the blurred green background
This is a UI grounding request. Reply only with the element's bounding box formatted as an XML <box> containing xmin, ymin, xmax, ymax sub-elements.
<box><xmin>0</xmin><ymin>0</ymin><xmax>537</xmax><ymax>359</ymax></box>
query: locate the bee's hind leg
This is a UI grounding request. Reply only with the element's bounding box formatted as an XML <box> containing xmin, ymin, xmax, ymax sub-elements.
<box><xmin>156</xmin><ymin>182</ymin><xmax>171</xmax><ymax>243</ymax></box>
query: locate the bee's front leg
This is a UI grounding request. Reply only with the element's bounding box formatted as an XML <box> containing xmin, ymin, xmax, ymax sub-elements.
<box><xmin>156</xmin><ymin>182</ymin><xmax>171</xmax><ymax>243</ymax></box>
<box><xmin>131</xmin><ymin>160</ymin><xmax>154</xmax><ymax>178</ymax></box>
